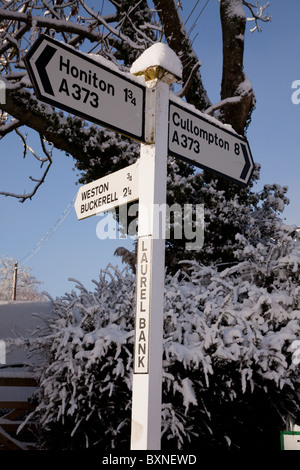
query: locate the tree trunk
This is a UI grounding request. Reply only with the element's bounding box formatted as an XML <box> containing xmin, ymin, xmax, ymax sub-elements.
<box><xmin>220</xmin><ymin>0</ymin><xmax>255</xmax><ymax>135</ymax></box>
<box><xmin>153</xmin><ymin>0</ymin><xmax>211</xmax><ymax>111</ymax></box>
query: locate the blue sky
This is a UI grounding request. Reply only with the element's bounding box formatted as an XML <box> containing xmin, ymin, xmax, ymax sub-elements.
<box><xmin>1</xmin><ymin>0</ymin><xmax>300</xmax><ymax>299</ymax></box>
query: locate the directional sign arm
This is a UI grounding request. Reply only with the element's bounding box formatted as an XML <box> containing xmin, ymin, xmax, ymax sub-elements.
<box><xmin>168</xmin><ymin>100</ymin><xmax>254</xmax><ymax>186</ymax></box>
<box><xmin>24</xmin><ymin>35</ymin><xmax>146</xmax><ymax>142</ymax></box>
<box><xmin>75</xmin><ymin>162</ymin><xmax>139</xmax><ymax>220</ymax></box>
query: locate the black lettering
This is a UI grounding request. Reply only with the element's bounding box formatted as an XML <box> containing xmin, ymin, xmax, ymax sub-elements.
<box><xmin>59</xmin><ymin>56</ymin><xmax>70</xmax><ymax>73</ymax></box>
<box><xmin>90</xmin><ymin>91</ymin><xmax>99</xmax><ymax>108</ymax></box>
<box><xmin>141</xmin><ymin>264</ymin><xmax>147</xmax><ymax>275</ymax></box>
<box><xmin>172</xmin><ymin>130</ymin><xmax>180</xmax><ymax>145</ymax></box>
<box><xmin>194</xmin><ymin>140</ymin><xmax>200</xmax><ymax>153</ymax></box>
<box><xmin>70</xmin><ymin>65</ymin><xmax>78</xmax><ymax>78</ymax></box>
<box><xmin>107</xmin><ymin>83</ymin><xmax>115</xmax><ymax>96</ymax></box>
<box><xmin>72</xmin><ymin>83</ymin><xmax>81</xmax><ymax>100</ymax></box>
<box><xmin>181</xmin><ymin>134</ymin><xmax>187</xmax><ymax>148</ymax></box>
<box><xmin>138</xmin><ymin>343</ymin><xmax>146</xmax><ymax>355</ymax></box>
<box><xmin>200</xmin><ymin>129</ymin><xmax>208</xmax><ymax>141</ymax></box>
<box><xmin>138</xmin><ymin>330</ymin><xmax>146</xmax><ymax>342</ymax></box>
<box><xmin>141</xmin><ymin>252</ymin><xmax>148</xmax><ymax>263</ymax></box>
<box><xmin>79</xmin><ymin>69</ymin><xmax>88</xmax><ymax>83</ymax></box>
<box><xmin>172</xmin><ymin>111</ymin><xmax>180</xmax><ymax>127</ymax></box>
<box><xmin>58</xmin><ymin>78</ymin><xmax>69</xmax><ymax>95</ymax></box>
<box><xmin>138</xmin><ymin>356</ymin><xmax>145</xmax><ymax>368</ymax></box>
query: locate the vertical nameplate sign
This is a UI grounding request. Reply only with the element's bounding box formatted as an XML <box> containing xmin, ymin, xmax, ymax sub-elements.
<box><xmin>134</xmin><ymin>236</ymin><xmax>152</xmax><ymax>374</ymax></box>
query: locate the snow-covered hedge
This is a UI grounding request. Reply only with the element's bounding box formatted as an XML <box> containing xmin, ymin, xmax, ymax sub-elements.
<box><xmin>25</xmin><ymin>266</ymin><xmax>135</xmax><ymax>449</ymax></box>
<box><xmin>24</xmin><ymin>225</ymin><xmax>300</xmax><ymax>450</ymax></box>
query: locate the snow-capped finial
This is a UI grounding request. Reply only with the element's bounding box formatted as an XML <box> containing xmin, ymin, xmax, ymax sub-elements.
<box><xmin>130</xmin><ymin>42</ymin><xmax>182</xmax><ymax>84</ymax></box>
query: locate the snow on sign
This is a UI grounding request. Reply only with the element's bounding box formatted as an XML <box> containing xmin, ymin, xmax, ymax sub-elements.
<box><xmin>24</xmin><ymin>35</ymin><xmax>145</xmax><ymax>141</ymax></box>
<box><xmin>74</xmin><ymin>162</ymin><xmax>139</xmax><ymax>220</ymax></box>
<box><xmin>168</xmin><ymin>99</ymin><xmax>254</xmax><ymax>186</ymax></box>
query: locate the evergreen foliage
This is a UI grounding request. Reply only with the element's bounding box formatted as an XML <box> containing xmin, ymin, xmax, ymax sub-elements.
<box><xmin>25</xmin><ymin>218</ymin><xmax>300</xmax><ymax>450</ymax></box>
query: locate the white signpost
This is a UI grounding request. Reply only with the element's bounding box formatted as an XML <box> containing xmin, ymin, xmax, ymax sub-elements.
<box><xmin>130</xmin><ymin>76</ymin><xmax>169</xmax><ymax>450</ymax></box>
<box><xmin>25</xmin><ymin>37</ymin><xmax>255</xmax><ymax>452</ymax></box>
<box><xmin>74</xmin><ymin>162</ymin><xmax>139</xmax><ymax>220</ymax></box>
<box><xmin>24</xmin><ymin>35</ymin><xmax>145</xmax><ymax>141</ymax></box>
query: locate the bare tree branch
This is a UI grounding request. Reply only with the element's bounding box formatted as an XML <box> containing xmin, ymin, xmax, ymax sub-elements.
<box><xmin>204</xmin><ymin>96</ymin><xmax>242</xmax><ymax>116</ymax></box>
<box><xmin>0</xmin><ymin>117</ymin><xmax>21</xmax><ymax>136</ymax></box>
<box><xmin>0</xmin><ymin>88</ymin><xmax>99</xmax><ymax>163</ymax></box>
<box><xmin>15</xmin><ymin>128</ymin><xmax>49</xmax><ymax>163</ymax></box>
<box><xmin>153</xmin><ymin>0</ymin><xmax>211</xmax><ymax>111</ymax></box>
<box><xmin>176</xmin><ymin>60</ymin><xmax>202</xmax><ymax>98</ymax></box>
<box><xmin>0</xmin><ymin>9</ymin><xmax>144</xmax><ymax>50</ymax></box>
<box><xmin>243</xmin><ymin>1</ymin><xmax>271</xmax><ymax>32</ymax></box>
<box><xmin>0</xmin><ymin>139</ymin><xmax>52</xmax><ymax>203</ymax></box>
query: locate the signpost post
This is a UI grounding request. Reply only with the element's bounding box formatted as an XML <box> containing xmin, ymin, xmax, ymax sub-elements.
<box><xmin>130</xmin><ymin>77</ymin><xmax>170</xmax><ymax>450</ymax></box>
<box><xmin>25</xmin><ymin>36</ymin><xmax>254</xmax><ymax>452</ymax></box>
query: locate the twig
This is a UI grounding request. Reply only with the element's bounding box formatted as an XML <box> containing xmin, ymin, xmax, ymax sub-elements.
<box><xmin>0</xmin><ymin>133</ymin><xmax>52</xmax><ymax>202</ymax></box>
<box><xmin>176</xmin><ymin>61</ymin><xmax>202</xmax><ymax>98</ymax></box>
<box><xmin>204</xmin><ymin>96</ymin><xmax>242</xmax><ymax>116</ymax></box>
<box><xmin>242</xmin><ymin>1</ymin><xmax>271</xmax><ymax>32</ymax></box>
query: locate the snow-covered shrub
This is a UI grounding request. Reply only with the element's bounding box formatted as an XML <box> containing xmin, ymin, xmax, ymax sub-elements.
<box><xmin>26</xmin><ymin>226</ymin><xmax>300</xmax><ymax>450</ymax></box>
<box><xmin>27</xmin><ymin>265</ymin><xmax>136</xmax><ymax>450</ymax></box>
<box><xmin>162</xmin><ymin>224</ymin><xmax>300</xmax><ymax>449</ymax></box>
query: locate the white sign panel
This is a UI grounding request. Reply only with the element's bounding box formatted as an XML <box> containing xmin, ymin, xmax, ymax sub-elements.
<box><xmin>24</xmin><ymin>35</ymin><xmax>145</xmax><ymax>141</ymax></box>
<box><xmin>168</xmin><ymin>100</ymin><xmax>254</xmax><ymax>186</ymax></box>
<box><xmin>281</xmin><ymin>431</ymin><xmax>300</xmax><ymax>450</ymax></box>
<box><xmin>134</xmin><ymin>236</ymin><xmax>152</xmax><ymax>374</ymax></box>
<box><xmin>75</xmin><ymin>162</ymin><xmax>139</xmax><ymax>220</ymax></box>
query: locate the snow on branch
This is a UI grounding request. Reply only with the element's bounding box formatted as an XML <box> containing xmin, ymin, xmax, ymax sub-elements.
<box><xmin>0</xmin><ymin>9</ymin><xmax>135</xmax><ymax>48</ymax></box>
<box><xmin>204</xmin><ymin>96</ymin><xmax>242</xmax><ymax>116</ymax></box>
<box><xmin>242</xmin><ymin>1</ymin><xmax>271</xmax><ymax>32</ymax></box>
<box><xmin>78</xmin><ymin>0</ymin><xmax>145</xmax><ymax>50</ymax></box>
<box><xmin>0</xmin><ymin>117</ymin><xmax>20</xmax><ymax>136</ymax></box>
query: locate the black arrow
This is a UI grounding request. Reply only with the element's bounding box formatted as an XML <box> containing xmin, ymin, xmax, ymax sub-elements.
<box><xmin>240</xmin><ymin>143</ymin><xmax>252</xmax><ymax>181</ymax></box>
<box><xmin>35</xmin><ymin>45</ymin><xmax>57</xmax><ymax>96</ymax></box>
